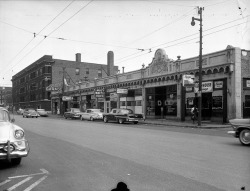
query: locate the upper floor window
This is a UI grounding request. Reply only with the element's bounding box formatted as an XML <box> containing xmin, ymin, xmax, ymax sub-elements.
<box><xmin>98</xmin><ymin>69</ymin><xmax>102</xmax><ymax>78</ymax></box>
<box><xmin>30</xmin><ymin>71</ymin><xmax>36</xmax><ymax>79</ymax></box>
<box><xmin>86</xmin><ymin>68</ymin><xmax>89</xmax><ymax>75</ymax></box>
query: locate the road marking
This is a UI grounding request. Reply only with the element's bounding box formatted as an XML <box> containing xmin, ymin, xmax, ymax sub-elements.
<box><xmin>0</xmin><ymin>179</ymin><xmax>11</xmax><ymax>186</ymax></box>
<box><xmin>6</xmin><ymin>177</ymin><xmax>32</xmax><ymax>191</ymax></box>
<box><xmin>8</xmin><ymin>169</ymin><xmax>49</xmax><ymax>179</ymax></box>
<box><xmin>23</xmin><ymin>175</ymin><xmax>48</xmax><ymax>191</ymax></box>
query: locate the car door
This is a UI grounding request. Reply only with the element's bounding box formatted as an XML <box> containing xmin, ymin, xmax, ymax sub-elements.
<box><xmin>109</xmin><ymin>109</ymin><xmax>117</xmax><ymax>121</ymax></box>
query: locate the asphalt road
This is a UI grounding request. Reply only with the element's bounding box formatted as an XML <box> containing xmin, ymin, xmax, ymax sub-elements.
<box><xmin>0</xmin><ymin>115</ymin><xmax>249</xmax><ymax>191</ymax></box>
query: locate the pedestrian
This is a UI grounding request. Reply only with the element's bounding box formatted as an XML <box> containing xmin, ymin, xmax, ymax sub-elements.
<box><xmin>191</xmin><ymin>105</ymin><xmax>198</xmax><ymax>124</ymax></box>
<box><xmin>111</xmin><ymin>182</ymin><xmax>130</xmax><ymax>191</ymax></box>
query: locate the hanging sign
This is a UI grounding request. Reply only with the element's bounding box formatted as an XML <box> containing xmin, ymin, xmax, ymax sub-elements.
<box><xmin>117</xmin><ymin>88</ymin><xmax>128</xmax><ymax>94</ymax></box>
<box><xmin>214</xmin><ymin>81</ymin><xmax>223</xmax><ymax>89</ymax></box>
<box><xmin>62</xmin><ymin>96</ymin><xmax>73</xmax><ymax>101</ymax></box>
<box><xmin>182</xmin><ymin>75</ymin><xmax>195</xmax><ymax>87</ymax></box>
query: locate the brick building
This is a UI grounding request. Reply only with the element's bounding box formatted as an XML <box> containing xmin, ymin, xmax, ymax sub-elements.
<box><xmin>12</xmin><ymin>52</ymin><xmax>118</xmax><ymax>112</ymax></box>
<box><xmin>0</xmin><ymin>86</ymin><xmax>12</xmax><ymax>108</ymax></box>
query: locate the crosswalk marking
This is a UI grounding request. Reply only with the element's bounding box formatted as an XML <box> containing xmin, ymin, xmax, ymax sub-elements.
<box><xmin>23</xmin><ymin>175</ymin><xmax>48</xmax><ymax>191</ymax></box>
<box><xmin>0</xmin><ymin>179</ymin><xmax>11</xmax><ymax>186</ymax></box>
<box><xmin>6</xmin><ymin>177</ymin><xmax>32</xmax><ymax>191</ymax></box>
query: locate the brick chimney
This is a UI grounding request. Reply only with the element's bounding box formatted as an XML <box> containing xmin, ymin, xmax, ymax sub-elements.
<box><xmin>76</xmin><ymin>53</ymin><xmax>81</xmax><ymax>62</ymax></box>
<box><xmin>107</xmin><ymin>51</ymin><xmax>114</xmax><ymax>76</ymax></box>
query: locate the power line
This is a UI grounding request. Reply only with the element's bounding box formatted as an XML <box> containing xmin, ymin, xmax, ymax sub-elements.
<box><xmin>0</xmin><ymin>0</ymin><xmax>76</xmax><ymax>78</ymax></box>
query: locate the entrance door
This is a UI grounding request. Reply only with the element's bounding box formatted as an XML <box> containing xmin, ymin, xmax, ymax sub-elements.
<box><xmin>104</xmin><ymin>101</ymin><xmax>111</xmax><ymax>113</ymax></box>
<box><xmin>201</xmin><ymin>93</ymin><xmax>212</xmax><ymax>120</ymax></box>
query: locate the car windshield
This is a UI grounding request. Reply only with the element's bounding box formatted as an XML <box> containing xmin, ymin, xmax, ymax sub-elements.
<box><xmin>91</xmin><ymin>109</ymin><xmax>103</xmax><ymax>113</ymax></box>
<box><xmin>0</xmin><ymin>109</ymin><xmax>10</xmax><ymax>122</ymax></box>
<box><xmin>28</xmin><ymin>109</ymin><xmax>36</xmax><ymax>112</ymax></box>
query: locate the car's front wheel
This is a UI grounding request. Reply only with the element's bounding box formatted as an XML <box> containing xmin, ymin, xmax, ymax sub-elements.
<box><xmin>80</xmin><ymin>116</ymin><xmax>84</xmax><ymax>121</ymax></box>
<box><xmin>239</xmin><ymin>129</ymin><xmax>250</xmax><ymax>146</ymax></box>
<box><xmin>11</xmin><ymin>158</ymin><xmax>22</xmax><ymax>166</ymax></box>
<box><xmin>134</xmin><ymin>121</ymin><xmax>138</xmax><ymax>124</ymax></box>
<box><xmin>64</xmin><ymin>115</ymin><xmax>67</xmax><ymax>119</ymax></box>
<box><xmin>103</xmin><ymin>116</ymin><xmax>108</xmax><ymax>123</ymax></box>
<box><xmin>90</xmin><ymin>117</ymin><xmax>94</xmax><ymax>121</ymax></box>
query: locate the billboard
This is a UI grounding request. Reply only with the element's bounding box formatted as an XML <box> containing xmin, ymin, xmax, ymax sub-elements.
<box><xmin>182</xmin><ymin>75</ymin><xmax>195</xmax><ymax>87</ymax></box>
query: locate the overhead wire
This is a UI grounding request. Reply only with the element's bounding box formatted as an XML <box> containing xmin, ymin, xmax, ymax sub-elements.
<box><xmin>0</xmin><ymin>0</ymin><xmax>76</xmax><ymax>78</ymax></box>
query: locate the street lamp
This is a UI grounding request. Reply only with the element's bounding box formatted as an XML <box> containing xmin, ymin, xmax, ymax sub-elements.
<box><xmin>191</xmin><ymin>7</ymin><xmax>204</xmax><ymax>127</ymax></box>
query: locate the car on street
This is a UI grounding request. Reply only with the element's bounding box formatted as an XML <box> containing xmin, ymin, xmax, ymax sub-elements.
<box><xmin>79</xmin><ymin>109</ymin><xmax>103</xmax><ymax>121</ymax></box>
<box><xmin>228</xmin><ymin>118</ymin><xmax>250</xmax><ymax>146</ymax></box>
<box><xmin>103</xmin><ymin>108</ymin><xmax>143</xmax><ymax>124</ymax></box>
<box><xmin>22</xmin><ymin>108</ymin><xmax>40</xmax><ymax>118</ymax></box>
<box><xmin>36</xmin><ymin>109</ymin><xmax>48</xmax><ymax>117</ymax></box>
<box><xmin>64</xmin><ymin>108</ymin><xmax>81</xmax><ymax>119</ymax></box>
<box><xmin>0</xmin><ymin>107</ymin><xmax>30</xmax><ymax>165</ymax></box>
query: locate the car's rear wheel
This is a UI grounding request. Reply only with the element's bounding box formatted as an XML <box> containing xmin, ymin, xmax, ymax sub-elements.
<box><xmin>11</xmin><ymin>158</ymin><xmax>22</xmax><ymax>166</ymax></box>
<box><xmin>64</xmin><ymin>115</ymin><xmax>67</xmax><ymax>119</ymax></box>
<box><xmin>239</xmin><ymin>129</ymin><xmax>250</xmax><ymax>146</ymax></box>
<box><xmin>90</xmin><ymin>117</ymin><xmax>94</xmax><ymax>121</ymax></box>
<box><xmin>134</xmin><ymin>121</ymin><xmax>138</xmax><ymax>124</ymax></box>
<box><xmin>103</xmin><ymin>116</ymin><xmax>108</xmax><ymax>123</ymax></box>
<box><xmin>118</xmin><ymin>118</ymin><xmax>124</xmax><ymax>124</ymax></box>
<box><xmin>80</xmin><ymin>116</ymin><xmax>84</xmax><ymax>121</ymax></box>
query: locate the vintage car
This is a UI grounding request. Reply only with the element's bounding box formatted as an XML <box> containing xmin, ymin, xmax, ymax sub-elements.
<box><xmin>103</xmin><ymin>108</ymin><xmax>143</xmax><ymax>124</ymax></box>
<box><xmin>228</xmin><ymin>119</ymin><xmax>250</xmax><ymax>146</ymax></box>
<box><xmin>0</xmin><ymin>107</ymin><xmax>29</xmax><ymax>165</ymax></box>
<box><xmin>64</xmin><ymin>108</ymin><xmax>81</xmax><ymax>119</ymax></box>
<box><xmin>17</xmin><ymin>108</ymin><xmax>24</xmax><ymax>115</ymax></box>
<box><xmin>22</xmin><ymin>108</ymin><xmax>40</xmax><ymax>118</ymax></box>
<box><xmin>36</xmin><ymin>109</ymin><xmax>48</xmax><ymax>117</ymax></box>
<box><xmin>79</xmin><ymin>109</ymin><xmax>103</xmax><ymax>121</ymax></box>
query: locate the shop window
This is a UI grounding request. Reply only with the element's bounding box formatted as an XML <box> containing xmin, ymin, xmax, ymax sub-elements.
<box><xmin>136</xmin><ymin>100</ymin><xmax>142</xmax><ymax>106</ymax></box>
<box><xmin>121</xmin><ymin>101</ymin><xmax>126</xmax><ymax>106</ymax></box>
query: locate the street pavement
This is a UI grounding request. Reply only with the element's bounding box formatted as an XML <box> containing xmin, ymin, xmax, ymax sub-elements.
<box><xmin>0</xmin><ymin>115</ymin><xmax>249</xmax><ymax>191</ymax></box>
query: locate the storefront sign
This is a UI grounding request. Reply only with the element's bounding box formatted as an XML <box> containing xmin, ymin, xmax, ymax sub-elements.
<box><xmin>95</xmin><ymin>90</ymin><xmax>105</xmax><ymax>98</ymax></box>
<box><xmin>214</xmin><ymin>81</ymin><xmax>223</xmax><ymax>89</ymax></box>
<box><xmin>117</xmin><ymin>88</ymin><xmax>128</xmax><ymax>94</ymax></box>
<box><xmin>128</xmin><ymin>85</ymin><xmax>142</xmax><ymax>90</ymax></box>
<box><xmin>62</xmin><ymin>96</ymin><xmax>73</xmax><ymax>101</ymax></box>
<box><xmin>182</xmin><ymin>75</ymin><xmax>195</xmax><ymax>87</ymax></box>
<box><xmin>194</xmin><ymin>81</ymin><xmax>213</xmax><ymax>93</ymax></box>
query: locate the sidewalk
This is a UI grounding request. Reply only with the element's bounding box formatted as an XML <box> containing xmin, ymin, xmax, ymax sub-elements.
<box><xmin>48</xmin><ymin>114</ymin><xmax>231</xmax><ymax>129</ymax></box>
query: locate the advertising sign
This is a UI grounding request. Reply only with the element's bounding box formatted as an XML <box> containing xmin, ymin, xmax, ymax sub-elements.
<box><xmin>95</xmin><ymin>89</ymin><xmax>105</xmax><ymax>98</ymax></box>
<box><xmin>194</xmin><ymin>81</ymin><xmax>213</xmax><ymax>93</ymax></box>
<box><xmin>62</xmin><ymin>96</ymin><xmax>73</xmax><ymax>101</ymax></box>
<box><xmin>117</xmin><ymin>88</ymin><xmax>128</xmax><ymax>94</ymax></box>
<box><xmin>182</xmin><ymin>75</ymin><xmax>195</xmax><ymax>87</ymax></box>
<box><xmin>214</xmin><ymin>81</ymin><xmax>223</xmax><ymax>89</ymax></box>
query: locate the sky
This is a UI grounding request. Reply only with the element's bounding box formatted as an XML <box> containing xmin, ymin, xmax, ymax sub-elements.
<box><xmin>0</xmin><ymin>0</ymin><xmax>249</xmax><ymax>87</ymax></box>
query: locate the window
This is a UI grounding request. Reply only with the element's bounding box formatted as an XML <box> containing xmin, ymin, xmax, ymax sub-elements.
<box><xmin>76</xmin><ymin>68</ymin><xmax>80</xmax><ymax>75</ymax></box>
<box><xmin>136</xmin><ymin>100</ymin><xmax>142</xmax><ymax>106</ymax></box>
<box><xmin>48</xmin><ymin>66</ymin><xmax>52</xmax><ymax>74</ymax></box>
<box><xmin>98</xmin><ymin>69</ymin><xmax>102</xmax><ymax>78</ymax></box>
<box><xmin>30</xmin><ymin>71</ymin><xmax>36</xmax><ymax>79</ymax></box>
<box><xmin>86</xmin><ymin>68</ymin><xmax>89</xmax><ymax>75</ymax></box>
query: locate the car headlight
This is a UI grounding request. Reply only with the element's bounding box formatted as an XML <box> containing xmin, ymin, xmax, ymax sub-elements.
<box><xmin>14</xmin><ymin>129</ymin><xmax>24</xmax><ymax>139</ymax></box>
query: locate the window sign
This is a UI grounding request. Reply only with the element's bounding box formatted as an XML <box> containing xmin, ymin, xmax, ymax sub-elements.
<box><xmin>247</xmin><ymin>80</ymin><xmax>250</xmax><ymax>88</ymax></box>
<box><xmin>194</xmin><ymin>81</ymin><xmax>213</xmax><ymax>93</ymax></box>
<box><xmin>214</xmin><ymin>81</ymin><xmax>223</xmax><ymax>89</ymax></box>
<box><xmin>212</xmin><ymin>96</ymin><xmax>223</xmax><ymax>109</ymax></box>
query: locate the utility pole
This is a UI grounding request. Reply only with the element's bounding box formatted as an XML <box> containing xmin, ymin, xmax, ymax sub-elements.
<box><xmin>61</xmin><ymin>67</ymin><xmax>65</xmax><ymax>114</ymax></box>
<box><xmin>191</xmin><ymin>7</ymin><xmax>204</xmax><ymax>126</ymax></box>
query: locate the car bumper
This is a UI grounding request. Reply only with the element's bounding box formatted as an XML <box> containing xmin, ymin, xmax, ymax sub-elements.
<box><xmin>227</xmin><ymin>130</ymin><xmax>237</xmax><ymax>137</ymax></box>
<box><xmin>127</xmin><ymin>118</ymin><xmax>142</xmax><ymax>122</ymax></box>
<box><xmin>93</xmin><ymin>116</ymin><xmax>103</xmax><ymax>120</ymax></box>
<box><xmin>0</xmin><ymin>140</ymin><xmax>29</xmax><ymax>160</ymax></box>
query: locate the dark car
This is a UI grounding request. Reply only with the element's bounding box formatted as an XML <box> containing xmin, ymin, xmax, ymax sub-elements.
<box><xmin>64</xmin><ymin>108</ymin><xmax>81</xmax><ymax>119</ymax></box>
<box><xmin>228</xmin><ymin>119</ymin><xmax>250</xmax><ymax>146</ymax></box>
<box><xmin>22</xmin><ymin>108</ymin><xmax>40</xmax><ymax>118</ymax></box>
<box><xmin>103</xmin><ymin>108</ymin><xmax>143</xmax><ymax>124</ymax></box>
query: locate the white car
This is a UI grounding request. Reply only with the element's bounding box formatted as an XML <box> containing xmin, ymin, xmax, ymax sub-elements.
<box><xmin>36</xmin><ymin>109</ymin><xmax>48</xmax><ymax>117</ymax></box>
<box><xmin>79</xmin><ymin>109</ymin><xmax>103</xmax><ymax>121</ymax></box>
<box><xmin>0</xmin><ymin>107</ymin><xmax>30</xmax><ymax>165</ymax></box>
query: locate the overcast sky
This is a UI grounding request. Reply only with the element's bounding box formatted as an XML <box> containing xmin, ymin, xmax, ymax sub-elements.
<box><xmin>0</xmin><ymin>0</ymin><xmax>249</xmax><ymax>87</ymax></box>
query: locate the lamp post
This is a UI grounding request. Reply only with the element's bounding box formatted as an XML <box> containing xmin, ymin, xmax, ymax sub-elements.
<box><xmin>191</xmin><ymin>7</ymin><xmax>204</xmax><ymax>126</ymax></box>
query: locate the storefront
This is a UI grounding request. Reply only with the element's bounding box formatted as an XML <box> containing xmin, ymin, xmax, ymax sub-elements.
<box><xmin>146</xmin><ymin>85</ymin><xmax>177</xmax><ymax>119</ymax></box>
<box><xmin>185</xmin><ymin>79</ymin><xmax>227</xmax><ymax>123</ymax></box>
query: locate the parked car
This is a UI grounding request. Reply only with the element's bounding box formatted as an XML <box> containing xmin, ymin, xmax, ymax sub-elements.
<box><xmin>0</xmin><ymin>107</ymin><xmax>30</xmax><ymax>165</ymax></box>
<box><xmin>22</xmin><ymin>108</ymin><xmax>40</xmax><ymax>118</ymax></box>
<box><xmin>64</xmin><ymin>108</ymin><xmax>81</xmax><ymax>119</ymax></box>
<box><xmin>36</xmin><ymin>109</ymin><xmax>48</xmax><ymax>117</ymax></box>
<box><xmin>79</xmin><ymin>109</ymin><xmax>103</xmax><ymax>121</ymax></box>
<box><xmin>228</xmin><ymin>119</ymin><xmax>250</xmax><ymax>146</ymax></box>
<box><xmin>103</xmin><ymin>108</ymin><xmax>143</xmax><ymax>124</ymax></box>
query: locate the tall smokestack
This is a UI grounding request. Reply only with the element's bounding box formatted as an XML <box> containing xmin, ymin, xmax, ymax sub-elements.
<box><xmin>107</xmin><ymin>51</ymin><xmax>114</xmax><ymax>76</ymax></box>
